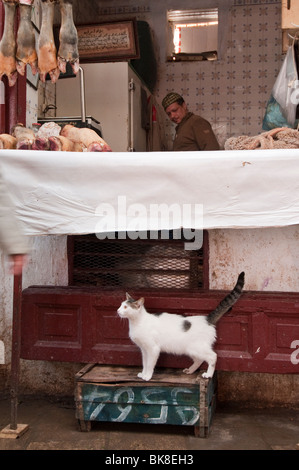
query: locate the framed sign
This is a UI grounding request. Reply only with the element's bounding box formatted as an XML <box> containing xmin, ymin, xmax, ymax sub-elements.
<box><xmin>77</xmin><ymin>20</ymin><xmax>140</xmax><ymax>62</ymax></box>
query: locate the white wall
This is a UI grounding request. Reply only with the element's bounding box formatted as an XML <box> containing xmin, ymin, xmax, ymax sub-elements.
<box><xmin>0</xmin><ymin>236</ymin><xmax>68</xmax><ymax>365</ymax></box>
<box><xmin>209</xmin><ymin>226</ymin><xmax>299</xmax><ymax>292</ymax></box>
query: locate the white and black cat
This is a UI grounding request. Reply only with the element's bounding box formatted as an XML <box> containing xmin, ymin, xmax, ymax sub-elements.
<box><xmin>117</xmin><ymin>272</ymin><xmax>245</xmax><ymax>381</ymax></box>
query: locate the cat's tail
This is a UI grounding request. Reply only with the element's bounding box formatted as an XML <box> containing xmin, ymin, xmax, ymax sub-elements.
<box><xmin>207</xmin><ymin>272</ymin><xmax>245</xmax><ymax>325</ymax></box>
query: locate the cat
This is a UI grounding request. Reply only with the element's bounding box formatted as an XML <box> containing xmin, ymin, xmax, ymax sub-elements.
<box><xmin>117</xmin><ymin>272</ymin><xmax>245</xmax><ymax>381</ymax></box>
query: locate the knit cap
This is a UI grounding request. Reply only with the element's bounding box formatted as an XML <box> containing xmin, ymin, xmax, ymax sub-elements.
<box><xmin>162</xmin><ymin>92</ymin><xmax>183</xmax><ymax>110</ymax></box>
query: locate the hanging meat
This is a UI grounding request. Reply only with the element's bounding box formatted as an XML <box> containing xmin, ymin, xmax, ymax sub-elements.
<box><xmin>38</xmin><ymin>0</ymin><xmax>60</xmax><ymax>83</ymax></box>
<box><xmin>16</xmin><ymin>0</ymin><xmax>38</xmax><ymax>76</ymax></box>
<box><xmin>60</xmin><ymin>124</ymin><xmax>112</xmax><ymax>151</ymax></box>
<box><xmin>0</xmin><ymin>0</ymin><xmax>18</xmax><ymax>87</ymax></box>
<box><xmin>57</xmin><ymin>0</ymin><xmax>79</xmax><ymax>75</ymax></box>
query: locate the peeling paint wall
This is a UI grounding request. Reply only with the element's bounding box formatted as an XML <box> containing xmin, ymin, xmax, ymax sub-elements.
<box><xmin>0</xmin><ymin>236</ymin><xmax>68</xmax><ymax>391</ymax></box>
<box><xmin>22</xmin><ymin>236</ymin><xmax>68</xmax><ymax>291</ymax></box>
<box><xmin>209</xmin><ymin>226</ymin><xmax>299</xmax><ymax>292</ymax></box>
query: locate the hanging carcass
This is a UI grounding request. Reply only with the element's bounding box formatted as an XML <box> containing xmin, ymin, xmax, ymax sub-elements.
<box><xmin>0</xmin><ymin>0</ymin><xmax>18</xmax><ymax>86</ymax></box>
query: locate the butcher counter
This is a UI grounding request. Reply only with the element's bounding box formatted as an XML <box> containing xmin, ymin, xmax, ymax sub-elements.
<box><xmin>1</xmin><ymin>148</ymin><xmax>299</xmax><ymax>235</ymax></box>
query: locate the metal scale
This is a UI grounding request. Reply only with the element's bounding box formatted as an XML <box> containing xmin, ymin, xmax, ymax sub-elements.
<box><xmin>38</xmin><ymin>66</ymin><xmax>103</xmax><ymax>137</ymax></box>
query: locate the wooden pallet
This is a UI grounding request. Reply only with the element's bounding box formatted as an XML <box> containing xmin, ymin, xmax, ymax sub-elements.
<box><xmin>75</xmin><ymin>364</ymin><xmax>217</xmax><ymax>437</ymax></box>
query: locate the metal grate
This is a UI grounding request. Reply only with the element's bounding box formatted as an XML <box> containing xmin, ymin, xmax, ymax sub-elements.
<box><xmin>68</xmin><ymin>233</ymin><xmax>205</xmax><ymax>290</ymax></box>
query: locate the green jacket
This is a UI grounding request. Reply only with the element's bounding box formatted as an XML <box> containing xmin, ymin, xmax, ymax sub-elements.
<box><xmin>174</xmin><ymin>112</ymin><xmax>220</xmax><ymax>151</ymax></box>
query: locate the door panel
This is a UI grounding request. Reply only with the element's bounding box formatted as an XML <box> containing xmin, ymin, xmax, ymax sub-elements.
<box><xmin>21</xmin><ymin>286</ymin><xmax>299</xmax><ymax>373</ymax></box>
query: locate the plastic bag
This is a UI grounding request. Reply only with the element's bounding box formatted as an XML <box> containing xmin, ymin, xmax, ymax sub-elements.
<box><xmin>263</xmin><ymin>44</ymin><xmax>299</xmax><ymax>130</ymax></box>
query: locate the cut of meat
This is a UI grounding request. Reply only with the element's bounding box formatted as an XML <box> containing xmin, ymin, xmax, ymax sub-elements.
<box><xmin>57</xmin><ymin>0</ymin><xmax>79</xmax><ymax>74</ymax></box>
<box><xmin>60</xmin><ymin>124</ymin><xmax>112</xmax><ymax>151</ymax></box>
<box><xmin>4</xmin><ymin>122</ymin><xmax>111</xmax><ymax>152</ymax></box>
<box><xmin>87</xmin><ymin>141</ymin><xmax>113</xmax><ymax>152</ymax></box>
<box><xmin>12</xmin><ymin>123</ymin><xmax>36</xmax><ymax>149</ymax></box>
<box><xmin>16</xmin><ymin>0</ymin><xmax>38</xmax><ymax>76</ymax></box>
<box><xmin>38</xmin><ymin>0</ymin><xmax>60</xmax><ymax>83</ymax></box>
<box><xmin>48</xmin><ymin>135</ymin><xmax>84</xmax><ymax>151</ymax></box>
<box><xmin>0</xmin><ymin>133</ymin><xmax>16</xmax><ymax>148</ymax></box>
<box><xmin>37</xmin><ymin>121</ymin><xmax>62</xmax><ymax>138</ymax></box>
<box><xmin>0</xmin><ymin>0</ymin><xmax>18</xmax><ymax>87</ymax></box>
<box><xmin>31</xmin><ymin>136</ymin><xmax>50</xmax><ymax>150</ymax></box>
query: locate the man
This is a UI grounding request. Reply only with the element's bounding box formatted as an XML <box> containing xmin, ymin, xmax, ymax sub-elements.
<box><xmin>162</xmin><ymin>92</ymin><xmax>219</xmax><ymax>151</ymax></box>
<box><xmin>0</xmin><ymin>167</ymin><xmax>28</xmax><ymax>275</ymax></box>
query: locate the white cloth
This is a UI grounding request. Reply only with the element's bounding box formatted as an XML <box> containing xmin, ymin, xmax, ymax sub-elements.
<box><xmin>0</xmin><ymin>148</ymin><xmax>299</xmax><ymax>236</ymax></box>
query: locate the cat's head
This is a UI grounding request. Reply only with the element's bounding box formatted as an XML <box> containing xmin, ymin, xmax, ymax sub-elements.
<box><xmin>117</xmin><ymin>293</ymin><xmax>144</xmax><ymax>319</ymax></box>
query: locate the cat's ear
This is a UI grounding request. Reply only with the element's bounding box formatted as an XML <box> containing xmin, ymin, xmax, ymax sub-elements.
<box><xmin>126</xmin><ymin>292</ymin><xmax>134</xmax><ymax>302</ymax></box>
<box><xmin>136</xmin><ymin>297</ymin><xmax>144</xmax><ymax>307</ymax></box>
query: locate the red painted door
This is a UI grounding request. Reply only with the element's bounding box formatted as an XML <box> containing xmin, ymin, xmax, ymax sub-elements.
<box><xmin>20</xmin><ymin>286</ymin><xmax>299</xmax><ymax>373</ymax></box>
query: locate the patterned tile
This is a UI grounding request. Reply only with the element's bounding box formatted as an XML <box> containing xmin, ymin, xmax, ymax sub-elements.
<box><xmin>158</xmin><ymin>0</ymin><xmax>283</xmax><ymax>148</ymax></box>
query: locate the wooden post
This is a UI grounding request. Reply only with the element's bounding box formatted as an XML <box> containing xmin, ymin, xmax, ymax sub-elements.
<box><xmin>10</xmin><ymin>273</ymin><xmax>22</xmax><ymax>429</ymax></box>
<box><xmin>0</xmin><ymin>273</ymin><xmax>29</xmax><ymax>438</ymax></box>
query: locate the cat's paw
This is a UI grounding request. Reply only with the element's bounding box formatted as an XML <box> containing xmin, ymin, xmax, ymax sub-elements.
<box><xmin>137</xmin><ymin>372</ymin><xmax>152</xmax><ymax>381</ymax></box>
<box><xmin>183</xmin><ymin>367</ymin><xmax>193</xmax><ymax>375</ymax></box>
<box><xmin>202</xmin><ymin>372</ymin><xmax>212</xmax><ymax>379</ymax></box>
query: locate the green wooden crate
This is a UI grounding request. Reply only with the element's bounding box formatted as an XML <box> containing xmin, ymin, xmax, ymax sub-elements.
<box><xmin>75</xmin><ymin>364</ymin><xmax>217</xmax><ymax>437</ymax></box>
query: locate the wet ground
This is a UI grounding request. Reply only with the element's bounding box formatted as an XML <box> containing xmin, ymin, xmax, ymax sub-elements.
<box><xmin>0</xmin><ymin>395</ymin><xmax>298</xmax><ymax>451</ymax></box>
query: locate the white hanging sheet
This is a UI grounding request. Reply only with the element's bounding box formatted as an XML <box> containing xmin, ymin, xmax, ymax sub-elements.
<box><xmin>0</xmin><ymin>149</ymin><xmax>299</xmax><ymax>236</ymax></box>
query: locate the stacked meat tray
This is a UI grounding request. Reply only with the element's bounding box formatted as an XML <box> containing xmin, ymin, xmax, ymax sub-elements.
<box><xmin>0</xmin><ymin>122</ymin><xmax>112</xmax><ymax>151</ymax></box>
<box><xmin>0</xmin><ymin>0</ymin><xmax>112</xmax><ymax>152</ymax></box>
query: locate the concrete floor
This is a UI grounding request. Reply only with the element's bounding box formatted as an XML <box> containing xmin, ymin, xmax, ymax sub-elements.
<box><xmin>0</xmin><ymin>396</ymin><xmax>298</xmax><ymax>451</ymax></box>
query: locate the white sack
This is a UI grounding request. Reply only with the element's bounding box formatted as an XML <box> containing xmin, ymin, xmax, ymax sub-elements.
<box><xmin>272</xmin><ymin>45</ymin><xmax>299</xmax><ymax>127</ymax></box>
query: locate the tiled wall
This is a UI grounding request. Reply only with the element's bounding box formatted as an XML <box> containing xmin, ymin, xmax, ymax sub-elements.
<box><xmin>157</xmin><ymin>0</ymin><xmax>282</xmax><ymax>149</ymax></box>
